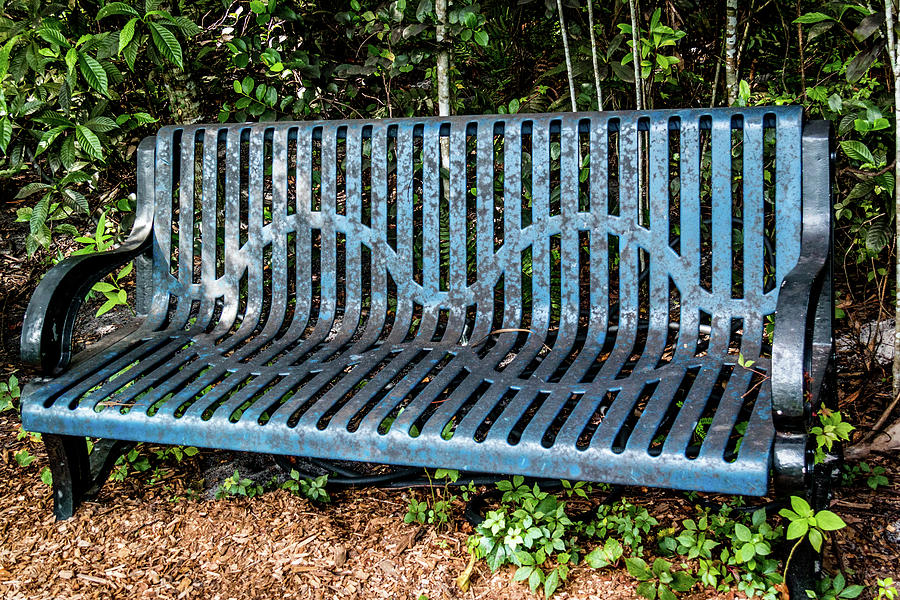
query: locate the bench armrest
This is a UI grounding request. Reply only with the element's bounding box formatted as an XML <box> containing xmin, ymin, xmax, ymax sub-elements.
<box><xmin>771</xmin><ymin>120</ymin><xmax>834</xmax><ymax>433</ymax></box>
<box><xmin>21</xmin><ymin>136</ymin><xmax>156</xmax><ymax>375</ymax></box>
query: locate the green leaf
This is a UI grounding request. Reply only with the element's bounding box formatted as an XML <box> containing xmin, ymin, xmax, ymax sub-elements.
<box><xmin>790</xmin><ymin>496</ymin><xmax>812</xmax><ymax>517</ymax></box>
<box><xmin>31</xmin><ymin>194</ymin><xmax>50</xmax><ymax>234</ymax></box>
<box><xmin>85</xmin><ymin>117</ymin><xmax>119</xmax><ymax>133</ymax></box>
<box><xmin>808</xmin><ymin>527</ymin><xmax>824</xmax><ymax>553</ymax></box>
<box><xmin>544</xmin><ymin>568</ymin><xmax>560</xmax><ymax>598</ymax></box>
<box><xmin>625</xmin><ymin>557</ymin><xmax>653</xmax><ymax>581</ymax></box>
<box><xmin>78</xmin><ymin>53</ymin><xmax>109</xmax><ymax>95</ymax></box>
<box><xmin>92</xmin><ymin>282</ymin><xmax>116</xmax><ymax>293</ymax></box>
<box><xmin>658</xmin><ymin>585</ymin><xmax>677</xmax><ymax>600</ymax></box>
<box><xmin>734</xmin><ymin>523</ymin><xmax>751</xmax><ymax>542</ymax></box>
<box><xmin>513</xmin><ymin>566</ymin><xmax>532</xmax><ymax>582</ymax></box>
<box><xmin>793</xmin><ymin>12</ymin><xmax>833</xmax><ymax>24</ymax></box>
<box><xmin>786</xmin><ymin>519</ymin><xmax>809</xmax><ymax>540</ymax></box>
<box><xmin>815</xmin><ymin>510</ymin><xmax>846</xmax><ymax>531</ymax></box>
<box><xmin>123</xmin><ymin>34</ymin><xmax>139</xmax><ymax>70</ymax></box>
<box><xmin>75</xmin><ymin>125</ymin><xmax>104</xmax><ymax>159</ymax></box>
<box><xmin>118</xmin><ymin>261</ymin><xmax>134</xmax><ymax>278</ymax></box>
<box><xmin>528</xmin><ymin>567</ymin><xmax>542</xmax><ymax>592</ymax></box>
<box><xmin>97</xmin><ymin>2</ymin><xmax>142</xmax><ymax>19</ymax></box>
<box><xmin>635</xmin><ymin>581</ymin><xmax>658</xmax><ymax>600</ymax></box>
<box><xmin>119</xmin><ymin>18</ymin><xmax>139</xmax><ymax>54</ymax></box>
<box><xmin>60</xmin><ymin>136</ymin><xmax>76</xmax><ymax>170</ymax></box>
<box><xmin>474</xmin><ymin>30</ymin><xmax>489</xmax><ymax>47</ymax></box>
<box><xmin>840</xmin><ymin>140</ymin><xmax>875</xmax><ymax>164</ymax></box>
<box><xmin>15</xmin><ymin>183</ymin><xmax>51</xmax><ymax>199</ymax></box>
<box><xmin>0</xmin><ymin>117</ymin><xmax>13</xmax><ymax>154</ymax></box>
<box><xmin>0</xmin><ymin>35</ymin><xmax>21</xmax><ymax>80</ymax></box>
<box><xmin>37</xmin><ymin>27</ymin><xmax>70</xmax><ymax>48</ymax></box>
<box><xmin>96</xmin><ymin>298</ymin><xmax>118</xmax><ymax>316</ymax></box>
<box><xmin>148</xmin><ymin>22</ymin><xmax>183</xmax><ymax>69</ymax></box>
<box><xmin>840</xmin><ymin>585</ymin><xmax>865</xmax><ymax>598</ymax></box>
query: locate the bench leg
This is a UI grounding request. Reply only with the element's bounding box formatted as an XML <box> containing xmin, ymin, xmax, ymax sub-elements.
<box><xmin>43</xmin><ymin>434</ymin><xmax>91</xmax><ymax>520</ymax></box>
<box><xmin>43</xmin><ymin>435</ymin><xmax>134</xmax><ymax>519</ymax></box>
<box><xmin>783</xmin><ymin>452</ymin><xmax>841</xmax><ymax>599</ymax></box>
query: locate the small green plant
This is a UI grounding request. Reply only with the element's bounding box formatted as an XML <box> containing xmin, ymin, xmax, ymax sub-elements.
<box><xmin>215</xmin><ymin>469</ymin><xmax>265</xmax><ymax>499</ymax></box>
<box><xmin>72</xmin><ymin>211</ymin><xmax>133</xmax><ymax>316</ymax></box>
<box><xmin>403</xmin><ymin>468</ymin><xmax>467</xmax><ymax>527</ymax></box>
<box><xmin>282</xmin><ymin>470</ymin><xmax>331</xmax><ymax>503</ymax></box>
<box><xmin>584</xmin><ymin>538</ymin><xmax>624</xmax><ymax>568</ymax></box>
<box><xmin>658</xmin><ymin>512</ymin><xmax>719</xmax><ymax>560</ymax></box>
<box><xmin>109</xmin><ymin>446</ymin><xmax>151</xmax><ymax>481</ymax></box>
<box><xmin>878</xmin><ymin>578</ymin><xmax>898</xmax><ymax>600</ymax></box>
<box><xmin>625</xmin><ymin>556</ymin><xmax>696</xmax><ymax>600</ymax></box>
<box><xmin>805</xmin><ymin>571</ymin><xmax>864</xmax><ymax>600</ymax></box>
<box><xmin>593</xmin><ymin>500</ymin><xmax>659</xmax><ymax>556</ymax></box>
<box><xmin>779</xmin><ymin>496</ymin><xmax>847</xmax><ymax>578</ymax></box>
<box><xmin>153</xmin><ymin>445</ymin><xmax>199</xmax><ymax>463</ymax></box>
<box><xmin>811</xmin><ymin>409</ymin><xmax>855</xmax><ymax>464</ymax></box>
<box><xmin>469</xmin><ymin>477</ymin><xmax>580</xmax><ymax>597</ymax></box>
<box><xmin>0</xmin><ymin>375</ymin><xmax>20</xmax><ymax>412</ymax></box>
<box><xmin>14</xmin><ymin>448</ymin><xmax>34</xmax><ymax>467</ymax></box>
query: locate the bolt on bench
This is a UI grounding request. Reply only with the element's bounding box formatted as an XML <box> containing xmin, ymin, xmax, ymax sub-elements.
<box><xmin>20</xmin><ymin>107</ymin><xmax>834</xmax><ymax>521</ymax></box>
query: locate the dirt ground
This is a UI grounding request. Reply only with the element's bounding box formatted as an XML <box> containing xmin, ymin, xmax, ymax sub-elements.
<box><xmin>1</xmin><ymin>198</ymin><xmax>898</xmax><ymax>600</ymax></box>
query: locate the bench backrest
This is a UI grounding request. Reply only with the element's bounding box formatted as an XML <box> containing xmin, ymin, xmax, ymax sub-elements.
<box><xmin>141</xmin><ymin>107</ymin><xmax>806</xmax><ymax>365</ymax></box>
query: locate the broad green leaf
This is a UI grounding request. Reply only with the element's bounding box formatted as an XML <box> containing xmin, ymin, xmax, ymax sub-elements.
<box><xmin>123</xmin><ymin>34</ymin><xmax>139</xmax><ymax>70</ymax></box>
<box><xmin>513</xmin><ymin>566</ymin><xmax>532</xmax><ymax>582</ymax></box>
<box><xmin>786</xmin><ymin>519</ymin><xmax>809</xmax><ymax>540</ymax></box>
<box><xmin>37</xmin><ymin>26</ymin><xmax>70</xmax><ymax>48</ymax></box>
<box><xmin>35</xmin><ymin>126</ymin><xmax>68</xmax><ymax>156</ymax></box>
<box><xmin>75</xmin><ymin>125</ymin><xmax>104</xmax><ymax>159</ymax></box>
<box><xmin>233</xmin><ymin>79</ymin><xmax>242</xmax><ymax>94</ymax></box>
<box><xmin>474</xmin><ymin>30</ymin><xmax>489</xmax><ymax>46</ymax></box>
<box><xmin>118</xmin><ymin>261</ymin><xmax>134</xmax><ymax>278</ymax></box>
<box><xmin>625</xmin><ymin>557</ymin><xmax>653</xmax><ymax>580</ymax></box>
<box><xmin>96</xmin><ymin>298</ymin><xmax>118</xmax><ymax>316</ymax></box>
<box><xmin>658</xmin><ymin>585</ymin><xmax>677</xmax><ymax>600</ymax></box>
<box><xmin>65</xmin><ymin>47</ymin><xmax>78</xmax><ymax>73</ymax></box>
<box><xmin>528</xmin><ymin>568</ymin><xmax>541</xmax><ymax>592</ymax></box>
<box><xmin>840</xmin><ymin>140</ymin><xmax>875</xmax><ymax>165</ymax></box>
<box><xmin>734</xmin><ymin>523</ymin><xmax>752</xmax><ymax>542</ymax></box>
<box><xmin>544</xmin><ymin>568</ymin><xmax>560</xmax><ymax>599</ymax></box>
<box><xmin>14</xmin><ymin>182</ymin><xmax>51</xmax><ymax>199</ymax></box>
<box><xmin>119</xmin><ymin>18</ymin><xmax>139</xmax><ymax>54</ymax></box>
<box><xmin>60</xmin><ymin>136</ymin><xmax>76</xmax><ymax>169</ymax></box>
<box><xmin>808</xmin><ymin>527</ymin><xmax>824</xmax><ymax>552</ymax></box>
<box><xmin>85</xmin><ymin>116</ymin><xmax>119</xmax><ymax>133</ymax></box>
<box><xmin>794</xmin><ymin>12</ymin><xmax>833</xmax><ymax>24</ymax></box>
<box><xmin>92</xmin><ymin>282</ymin><xmax>116</xmax><ymax>293</ymax></box>
<box><xmin>0</xmin><ymin>35</ymin><xmax>21</xmax><ymax>80</ymax></box>
<box><xmin>0</xmin><ymin>117</ymin><xmax>11</xmax><ymax>153</ymax></box>
<box><xmin>790</xmin><ymin>496</ymin><xmax>812</xmax><ymax>517</ymax></box>
<box><xmin>97</xmin><ymin>2</ymin><xmax>142</xmax><ymax>19</ymax></box>
<box><xmin>148</xmin><ymin>22</ymin><xmax>183</xmax><ymax>69</ymax></box>
<box><xmin>815</xmin><ymin>510</ymin><xmax>846</xmax><ymax>531</ymax></box>
<box><xmin>635</xmin><ymin>581</ymin><xmax>658</xmax><ymax>600</ymax></box>
<box><xmin>31</xmin><ymin>194</ymin><xmax>50</xmax><ymax>234</ymax></box>
<box><xmin>78</xmin><ymin>53</ymin><xmax>109</xmax><ymax>95</ymax></box>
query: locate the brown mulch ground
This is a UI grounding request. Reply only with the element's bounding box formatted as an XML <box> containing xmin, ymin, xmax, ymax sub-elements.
<box><xmin>1</xmin><ymin>199</ymin><xmax>898</xmax><ymax>600</ymax></box>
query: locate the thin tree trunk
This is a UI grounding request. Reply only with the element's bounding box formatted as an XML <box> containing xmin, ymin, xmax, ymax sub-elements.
<box><xmin>629</xmin><ymin>0</ymin><xmax>643</xmax><ymax>109</ymax></box>
<box><xmin>556</xmin><ymin>0</ymin><xmax>578</xmax><ymax>112</ymax></box>
<box><xmin>887</xmin><ymin>0</ymin><xmax>900</xmax><ymax>404</ymax></box>
<box><xmin>724</xmin><ymin>0</ymin><xmax>738</xmax><ymax>104</ymax></box>
<box><xmin>435</xmin><ymin>0</ymin><xmax>450</xmax><ymax>118</ymax></box>
<box><xmin>586</xmin><ymin>0</ymin><xmax>604</xmax><ymax>110</ymax></box>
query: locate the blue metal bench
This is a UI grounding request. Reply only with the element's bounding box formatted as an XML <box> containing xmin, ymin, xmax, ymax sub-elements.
<box><xmin>20</xmin><ymin>107</ymin><xmax>834</xmax><ymax>520</ymax></box>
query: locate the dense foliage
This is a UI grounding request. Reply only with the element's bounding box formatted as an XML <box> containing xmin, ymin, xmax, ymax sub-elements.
<box><xmin>0</xmin><ymin>0</ymin><xmax>894</xmax><ymax>322</ymax></box>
